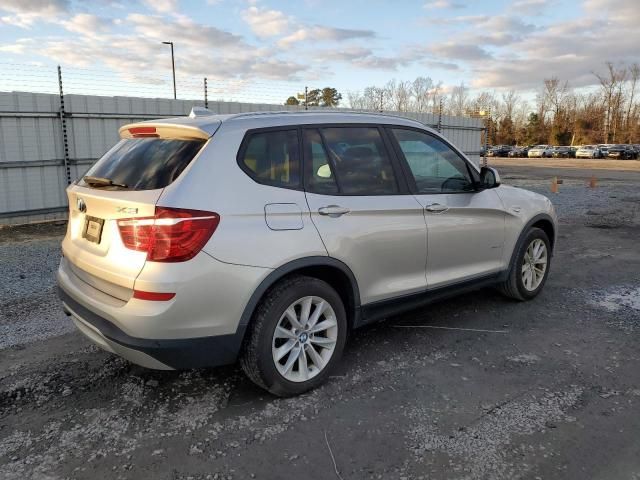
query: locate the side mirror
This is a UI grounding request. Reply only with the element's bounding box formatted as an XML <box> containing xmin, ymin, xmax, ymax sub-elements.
<box><xmin>479</xmin><ymin>166</ymin><xmax>501</xmax><ymax>189</ymax></box>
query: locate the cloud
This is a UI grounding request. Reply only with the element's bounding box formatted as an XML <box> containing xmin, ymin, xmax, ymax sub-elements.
<box><xmin>0</xmin><ymin>0</ymin><xmax>69</xmax><ymax>14</ymax></box>
<box><xmin>127</xmin><ymin>13</ymin><xmax>242</xmax><ymax>47</ymax></box>
<box><xmin>0</xmin><ymin>0</ymin><xmax>69</xmax><ymax>27</ymax></box>
<box><xmin>61</xmin><ymin>13</ymin><xmax>112</xmax><ymax>36</ymax></box>
<box><xmin>424</xmin><ymin>60</ymin><xmax>460</xmax><ymax>71</ymax></box>
<box><xmin>278</xmin><ymin>25</ymin><xmax>375</xmax><ymax>47</ymax></box>
<box><xmin>141</xmin><ymin>0</ymin><xmax>178</xmax><ymax>13</ymax></box>
<box><xmin>0</xmin><ymin>37</ymin><xmax>35</xmax><ymax>53</ymax></box>
<box><xmin>242</xmin><ymin>5</ymin><xmax>290</xmax><ymax>37</ymax></box>
<box><xmin>424</xmin><ymin>0</ymin><xmax>466</xmax><ymax>9</ymax></box>
<box><xmin>509</xmin><ymin>0</ymin><xmax>549</xmax><ymax>15</ymax></box>
<box><xmin>469</xmin><ymin>1</ymin><xmax>640</xmax><ymax>90</ymax></box>
<box><xmin>240</xmin><ymin>4</ymin><xmax>375</xmax><ymax>47</ymax></box>
<box><xmin>429</xmin><ymin>42</ymin><xmax>492</xmax><ymax>61</ymax></box>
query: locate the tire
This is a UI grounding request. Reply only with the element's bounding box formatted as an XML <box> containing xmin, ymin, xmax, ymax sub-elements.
<box><xmin>499</xmin><ymin>227</ymin><xmax>551</xmax><ymax>301</ymax></box>
<box><xmin>240</xmin><ymin>275</ymin><xmax>347</xmax><ymax>396</ymax></box>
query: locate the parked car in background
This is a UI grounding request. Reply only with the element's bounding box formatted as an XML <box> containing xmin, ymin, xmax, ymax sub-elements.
<box><xmin>508</xmin><ymin>146</ymin><xmax>530</xmax><ymax>158</ymax></box>
<box><xmin>606</xmin><ymin>144</ymin><xmax>638</xmax><ymax>160</ymax></box>
<box><xmin>56</xmin><ymin>109</ymin><xmax>557</xmax><ymax>396</ymax></box>
<box><xmin>487</xmin><ymin>145</ymin><xmax>512</xmax><ymax>157</ymax></box>
<box><xmin>575</xmin><ymin>145</ymin><xmax>604</xmax><ymax>159</ymax></box>
<box><xmin>552</xmin><ymin>146</ymin><xmax>575</xmax><ymax>158</ymax></box>
<box><xmin>528</xmin><ymin>145</ymin><xmax>554</xmax><ymax>158</ymax></box>
<box><xmin>598</xmin><ymin>144</ymin><xmax>611</xmax><ymax>157</ymax></box>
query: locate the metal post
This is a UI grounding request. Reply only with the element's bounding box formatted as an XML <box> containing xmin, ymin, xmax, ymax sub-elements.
<box><xmin>483</xmin><ymin>111</ymin><xmax>490</xmax><ymax>167</ymax></box>
<box><xmin>204</xmin><ymin>77</ymin><xmax>208</xmax><ymax>109</ymax></box>
<box><xmin>379</xmin><ymin>90</ymin><xmax>383</xmax><ymax>113</ymax></box>
<box><xmin>304</xmin><ymin>86</ymin><xmax>308</xmax><ymax>111</ymax></box>
<box><xmin>170</xmin><ymin>43</ymin><xmax>176</xmax><ymax>99</ymax></box>
<box><xmin>437</xmin><ymin>97</ymin><xmax>443</xmax><ymax>133</ymax></box>
<box><xmin>57</xmin><ymin>65</ymin><xmax>71</xmax><ymax>185</ymax></box>
<box><xmin>162</xmin><ymin>41</ymin><xmax>176</xmax><ymax>99</ymax></box>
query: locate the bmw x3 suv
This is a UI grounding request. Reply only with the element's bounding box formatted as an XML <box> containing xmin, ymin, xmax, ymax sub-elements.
<box><xmin>57</xmin><ymin>109</ymin><xmax>557</xmax><ymax>396</ymax></box>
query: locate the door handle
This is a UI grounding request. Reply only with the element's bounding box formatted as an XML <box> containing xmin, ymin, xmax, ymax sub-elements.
<box><xmin>318</xmin><ymin>205</ymin><xmax>350</xmax><ymax>217</ymax></box>
<box><xmin>425</xmin><ymin>203</ymin><xmax>449</xmax><ymax>213</ymax></box>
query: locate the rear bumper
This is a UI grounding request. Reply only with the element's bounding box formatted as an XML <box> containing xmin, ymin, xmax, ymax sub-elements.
<box><xmin>59</xmin><ymin>286</ymin><xmax>246</xmax><ymax>369</ymax></box>
<box><xmin>56</xmin><ymin>251</ymin><xmax>270</xmax><ymax>369</ymax></box>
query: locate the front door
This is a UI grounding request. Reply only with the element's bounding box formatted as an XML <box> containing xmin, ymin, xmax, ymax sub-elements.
<box><xmin>302</xmin><ymin>126</ymin><xmax>427</xmax><ymax>304</ymax></box>
<box><xmin>388</xmin><ymin>127</ymin><xmax>506</xmax><ymax>288</ymax></box>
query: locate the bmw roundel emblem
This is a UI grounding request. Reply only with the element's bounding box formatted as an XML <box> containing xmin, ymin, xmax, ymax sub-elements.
<box><xmin>77</xmin><ymin>198</ymin><xmax>87</xmax><ymax>213</ymax></box>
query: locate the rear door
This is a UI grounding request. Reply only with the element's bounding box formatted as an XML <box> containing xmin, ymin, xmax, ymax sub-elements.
<box><xmin>302</xmin><ymin>126</ymin><xmax>427</xmax><ymax>305</ymax></box>
<box><xmin>62</xmin><ymin>126</ymin><xmax>208</xmax><ymax>298</ymax></box>
<box><xmin>388</xmin><ymin>127</ymin><xmax>506</xmax><ymax>288</ymax></box>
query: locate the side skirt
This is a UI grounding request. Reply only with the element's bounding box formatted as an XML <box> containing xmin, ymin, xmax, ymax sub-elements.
<box><xmin>357</xmin><ymin>272</ymin><xmax>506</xmax><ymax>327</ymax></box>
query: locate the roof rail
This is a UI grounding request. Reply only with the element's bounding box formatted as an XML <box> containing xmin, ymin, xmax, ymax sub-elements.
<box><xmin>224</xmin><ymin>109</ymin><xmax>429</xmax><ymax>123</ymax></box>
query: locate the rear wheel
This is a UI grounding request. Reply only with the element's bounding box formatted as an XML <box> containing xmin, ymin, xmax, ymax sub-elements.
<box><xmin>499</xmin><ymin>227</ymin><xmax>551</xmax><ymax>301</ymax></box>
<box><xmin>240</xmin><ymin>275</ymin><xmax>347</xmax><ymax>396</ymax></box>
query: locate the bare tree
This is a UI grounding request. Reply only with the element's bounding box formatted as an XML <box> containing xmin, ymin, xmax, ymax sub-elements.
<box><xmin>502</xmin><ymin>90</ymin><xmax>520</xmax><ymax>120</ymax></box>
<box><xmin>410</xmin><ymin>77</ymin><xmax>435</xmax><ymax>113</ymax></box>
<box><xmin>595</xmin><ymin>62</ymin><xmax>627</xmax><ymax>142</ymax></box>
<box><xmin>449</xmin><ymin>82</ymin><xmax>468</xmax><ymax>116</ymax></box>
<box><xmin>345</xmin><ymin>67</ymin><xmax>640</xmax><ymax>145</ymax></box>
<box><xmin>625</xmin><ymin>63</ymin><xmax>640</xmax><ymax>141</ymax></box>
<box><xmin>385</xmin><ymin>79</ymin><xmax>412</xmax><ymax>112</ymax></box>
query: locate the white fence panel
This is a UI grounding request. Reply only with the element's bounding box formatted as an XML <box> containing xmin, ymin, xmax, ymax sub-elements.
<box><xmin>0</xmin><ymin>91</ymin><xmax>484</xmax><ymax>225</ymax></box>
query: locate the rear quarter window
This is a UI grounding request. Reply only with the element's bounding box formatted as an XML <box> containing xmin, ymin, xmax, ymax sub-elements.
<box><xmin>81</xmin><ymin>138</ymin><xmax>205</xmax><ymax>191</ymax></box>
<box><xmin>238</xmin><ymin>129</ymin><xmax>301</xmax><ymax>188</ymax></box>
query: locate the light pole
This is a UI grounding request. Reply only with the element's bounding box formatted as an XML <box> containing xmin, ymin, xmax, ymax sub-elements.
<box><xmin>162</xmin><ymin>41</ymin><xmax>176</xmax><ymax>99</ymax></box>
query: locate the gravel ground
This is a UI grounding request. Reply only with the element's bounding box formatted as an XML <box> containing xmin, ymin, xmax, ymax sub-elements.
<box><xmin>0</xmin><ymin>223</ymin><xmax>72</xmax><ymax>349</ymax></box>
<box><xmin>1</xmin><ymin>166</ymin><xmax>639</xmax><ymax>479</ymax></box>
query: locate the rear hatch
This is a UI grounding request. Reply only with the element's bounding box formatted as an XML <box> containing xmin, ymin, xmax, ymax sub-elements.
<box><xmin>62</xmin><ymin>121</ymin><xmax>215</xmax><ymax>301</ymax></box>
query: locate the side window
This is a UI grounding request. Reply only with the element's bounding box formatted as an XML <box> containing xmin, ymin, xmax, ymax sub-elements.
<box><xmin>239</xmin><ymin>130</ymin><xmax>300</xmax><ymax>188</ymax></box>
<box><xmin>303</xmin><ymin>129</ymin><xmax>339</xmax><ymax>194</ymax></box>
<box><xmin>391</xmin><ymin>128</ymin><xmax>475</xmax><ymax>194</ymax></box>
<box><xmin>320</xmin><ymin>127</ymin><xmax>398</xmax><ymax>195</ymax></box>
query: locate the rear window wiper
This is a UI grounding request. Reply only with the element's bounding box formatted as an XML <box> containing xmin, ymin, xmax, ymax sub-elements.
<box><xmin>83</xmin><ymin>175</ymin><xmax>129</xmax><ymax>189</ymax></box>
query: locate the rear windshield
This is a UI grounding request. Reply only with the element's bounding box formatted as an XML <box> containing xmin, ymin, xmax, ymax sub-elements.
<box><xmin>80</xmin><ymin>138</ymin><xmax>205</xmax><ymax>190</ymax></box>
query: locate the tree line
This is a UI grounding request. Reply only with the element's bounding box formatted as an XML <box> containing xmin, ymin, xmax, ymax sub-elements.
<box><xmin>285</xmin><ymin>87</ymin><xmax>342</xmax><ymax>107</ymax></box>
<box><xmin>288</xmin><ymin>62</ymin><xmax>640</xmax><ymax>145</ymax></box>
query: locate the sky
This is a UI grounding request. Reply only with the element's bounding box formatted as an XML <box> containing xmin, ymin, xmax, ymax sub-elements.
<box><xmin>0</xmin><ymin>0</ymin><xmax>639</xmax><ymax>103</ymax></box>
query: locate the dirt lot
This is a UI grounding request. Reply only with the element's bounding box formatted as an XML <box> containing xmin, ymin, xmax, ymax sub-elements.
<box><xmin>1</xmin><ymin>160</ymin><xmax>639</xmax><ymax>480</ymax></box>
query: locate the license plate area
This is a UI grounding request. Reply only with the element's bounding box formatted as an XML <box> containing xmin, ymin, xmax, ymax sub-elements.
<box><xmin>83</xmin><ymin>216</ymin><xmax>104</xmax><ymax>244</ymax></box>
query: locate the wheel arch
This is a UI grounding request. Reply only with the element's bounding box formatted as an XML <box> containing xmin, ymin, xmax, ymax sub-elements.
<box><xmin>507</xmin><ymin>213</ymin><xmax>556</xmax><ymax>274</ymax></box>
<box><xmin>238</xmin><ymin>256</ymin><xmax>361</xmax><ymax>333</ymax></box>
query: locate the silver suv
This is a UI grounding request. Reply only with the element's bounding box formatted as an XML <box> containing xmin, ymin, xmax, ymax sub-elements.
<box><xmin>57</xmin><ymin>109</ymin><xmax>557</xmax><ymax>396</ymax></box>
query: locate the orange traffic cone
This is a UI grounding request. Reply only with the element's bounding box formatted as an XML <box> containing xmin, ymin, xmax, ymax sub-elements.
<box><xmin>551</xmin><ymin>177</ymin><xmax>559</xmax><ymax>193</ymax></box>
<box><xmin>589</xmin><ymin>175</ymin><xmax>597</xmax><ymax>188</ymax></box>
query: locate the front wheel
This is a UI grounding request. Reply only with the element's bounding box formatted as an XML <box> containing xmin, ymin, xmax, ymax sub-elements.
<box><xmin>499</xmin><ymin>227</ymin><xmax>551</xmax><ymax>301</ymax></box>
<box><xmin>240</xmin><ymin>275</ymin><xmax>347</xmax><ymax>396</ymax></box>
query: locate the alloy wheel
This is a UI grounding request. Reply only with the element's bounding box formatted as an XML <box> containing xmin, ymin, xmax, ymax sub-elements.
<box><xmin>271</xmin><ymin>296</ymin><xmax>338</xmax><ymax>382</ymax></box>
<box><xmin>521</xmin><ymin>239</ymin><xmax>548</xmax><ymax>291</ymax></box>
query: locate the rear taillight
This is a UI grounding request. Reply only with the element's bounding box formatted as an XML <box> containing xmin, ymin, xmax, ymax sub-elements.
<box><xmin>117</xmin><ymin>207</ymin><xmax>220</xmax><ymax>262</ymax></box>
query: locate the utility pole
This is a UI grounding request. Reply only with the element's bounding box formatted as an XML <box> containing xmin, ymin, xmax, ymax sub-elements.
<box><xmin>162</xmin><ymin>41</ymin><xmax>176</xmax><ymax>99</ymax></box>
<box><xmin>57</xmin><ymin>65</ymin><xmax>71</xmax><ymax>185</ymax></box>
<box><xmin>204</xmin><ymin>77</ymin><xmax>208</xmax><ymax>109</ymax></box>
